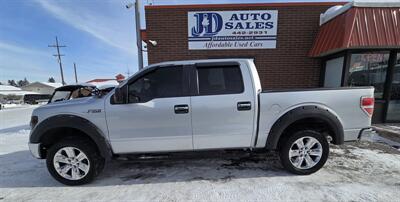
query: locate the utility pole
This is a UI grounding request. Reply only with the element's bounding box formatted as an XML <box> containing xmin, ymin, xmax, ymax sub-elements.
<box><xmin>73</xmin><ymin>63</ymin><xmax>78</xmax><ymax>83</ymax></box>
<box><xmin>126</xmin><ymin>0</ymin><xmax>143</xmax><ymax>70</ymax></box>
<box><xmin>126</xmin><ymin>63</ymin><xmax>131</xmax><ymax>77</ymax></box>
<box><xmin>48</xmin><ymin>36</ymin><xmax>66</xmax><ymax>85</ymax></box>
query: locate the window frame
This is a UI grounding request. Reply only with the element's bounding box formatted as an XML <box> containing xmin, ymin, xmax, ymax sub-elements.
<box><xmin>383</xmin><ymin>51</ymin><xmax>400</xmax><ymax>122</ymax></box>
<box><xmin>111</xmin><ymin>65</ymin><xmax>190</xmax><ymax>104</ymax></box>
<box><xmin>345</xmin><ymin>51</ymin><xmax>390</xmax><ymax>100</ymax></box>
<box><xmin>193</xmin><ymin>62</ymin><xmax>245</xmax><ymax>96</ymax></box>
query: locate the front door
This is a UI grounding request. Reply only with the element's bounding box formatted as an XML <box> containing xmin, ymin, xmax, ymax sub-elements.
<box><xmin>190</xmin><ymin>63</ymin><xmax>256</xmax><ymax>149</ymax></box>
<box><xmin>105</xmin><ymin>66</ymin><xmax>193</xmax><ymax>153</ymax></box>
<box><xmin>386</xmin><ymin>53</ymin><xmax>400</xmax><ymax>122</ymax></box>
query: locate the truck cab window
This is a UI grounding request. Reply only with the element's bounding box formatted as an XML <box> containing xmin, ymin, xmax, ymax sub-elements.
<box><xmin>128</xmin><ymin>66</ymin><xmax>183</xmax><ymax>103</ymax></box>
<box><xmin>197</xmin><ymin>65</ymin><xmax>244</xmax><ymax>95</ymax></box>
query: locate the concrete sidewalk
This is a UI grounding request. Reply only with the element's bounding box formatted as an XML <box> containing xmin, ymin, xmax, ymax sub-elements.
<box><xmin>372</xmin><ymin>123</ymin><xmax>400</xmax><ymax>144</ymax></box>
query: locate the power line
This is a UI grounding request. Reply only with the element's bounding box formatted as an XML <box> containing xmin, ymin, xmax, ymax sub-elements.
<box><xmin>48</xmin><ymin>36</ymin><xmax>66</xmax><ymax>85</ymax></box>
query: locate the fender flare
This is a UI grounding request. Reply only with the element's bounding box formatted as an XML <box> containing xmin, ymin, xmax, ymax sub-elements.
<box><xmin>265</xmin><ymin>105</ymin><xmax>344</xmax><ymax>150</ymax></box>
<box><xmin>30</xmin><ymin>114</ymin><xmax>112</xmax><ymax>159</ymax></box>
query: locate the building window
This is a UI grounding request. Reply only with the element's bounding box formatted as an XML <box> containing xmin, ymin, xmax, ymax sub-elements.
<box><xmin>347</xmin><ymin>52</ymin><xmax>390</xmax><ymax>99</ymax></box>
<box><xmin>324</xmin><ymin>57</ymin><xmax>344</xmax><ymax>88</ymax></box>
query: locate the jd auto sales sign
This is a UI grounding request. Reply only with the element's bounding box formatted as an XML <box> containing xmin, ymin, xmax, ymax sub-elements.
<box><xmin>188</xmin><ymin>10</ymin><xmax>278</xmax><ymax>50</ymax></box>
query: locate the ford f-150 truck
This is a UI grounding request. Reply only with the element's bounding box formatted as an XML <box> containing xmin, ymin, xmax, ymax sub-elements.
<box><xmin>28</xmin><ymin>59</ymin><xmax>374</xmax><ymax>185</ymax></box>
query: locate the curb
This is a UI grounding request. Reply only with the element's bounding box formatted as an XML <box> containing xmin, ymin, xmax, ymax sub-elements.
<box><xmin>372</xmin><ymin>125</ymin><xmax>400</xmax><ymax>144</ymax></box>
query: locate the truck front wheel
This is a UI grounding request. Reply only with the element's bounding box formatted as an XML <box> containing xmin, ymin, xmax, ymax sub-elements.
<box><xmin>46</xmin><ymin>138</ymin><xmax>105</xmax><ymax>185</ymax></box>
<box><xmin>279</xmin><ymin>130</ymin><xmax>329</xmax><ymax>175</ymax></box>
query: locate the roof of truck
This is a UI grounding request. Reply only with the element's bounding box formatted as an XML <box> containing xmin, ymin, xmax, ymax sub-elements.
<box><xmin>118</xmin><ymin>59</ymin><xmax>254</xmax><ymax>87</ymax></box>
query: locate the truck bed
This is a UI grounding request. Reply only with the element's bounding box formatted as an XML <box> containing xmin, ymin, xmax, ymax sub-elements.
<box><xmin>262</xmin><ymin>86</ymin><xmax>374</xmax><ymax>93</ymax></box>
<box><xmin>255</xmin><ymin>86</ymin><xmax>374</xmax><ymax>148</ymax></box>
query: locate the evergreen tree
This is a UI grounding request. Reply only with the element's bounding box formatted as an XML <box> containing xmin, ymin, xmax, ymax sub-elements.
<box><xmin>17</xmin><ymin>80</ymin><xmax>23</xmax><ymax>87</ymax></box>
<box><xmin>8</xmin><ymin>80</ymin><xmax>17</xmax><ymax>86</ymax></box>
<box><xmin>48</xmin><ymin>77</ymin><xmax>56</xmax><ymax>83</ymax></box>
<box><xmin>22</xmin><ymin>77</ymin><xmax>29</xmax><ymax>86</ymax></box>
<box><xmin>17</xmin><ymin>78</ymin><xmax>29</xmax><ymax>87</ymax></box>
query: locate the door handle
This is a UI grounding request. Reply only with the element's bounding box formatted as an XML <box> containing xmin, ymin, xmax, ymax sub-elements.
<box><xmin>174</xmin><ymin>104</ymin><xmax>189</xmax><ymax>114</ymax></box>
<box><xmin>237</xmin><ymin>101</ymin><xmax>251</xmax><ymax>111</ymax></box>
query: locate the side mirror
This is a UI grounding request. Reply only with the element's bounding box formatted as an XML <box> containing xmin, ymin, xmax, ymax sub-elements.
<box><xmin>113</xmin><ymin>86</ymin><xmax>125</xmax><ymax>104</ymax></box>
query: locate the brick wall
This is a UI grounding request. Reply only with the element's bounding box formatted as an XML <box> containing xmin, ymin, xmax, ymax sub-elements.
<box><xmin>145</xmin><ymin>3</ymin><xmax>336</xmax><ymax>89</ymax></box>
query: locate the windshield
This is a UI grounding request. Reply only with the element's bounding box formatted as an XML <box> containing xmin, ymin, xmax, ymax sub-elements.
<box><xmin>70</xmin><ymin>88</ymin><xmax>92</xmax><ymax>98</ymax></box>
<box><xmin>50</xmin><ymin>91</ymin><xmax>71</xmax><ymax>103</ymax></box>
<box><xmin>49</xmin><ymin>87</ymin><xmax>95</xmax><ymax>103</ymax></box>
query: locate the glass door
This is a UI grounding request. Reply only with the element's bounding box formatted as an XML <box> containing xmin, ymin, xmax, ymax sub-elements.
<box><xmin>347</xmin><ymin>51</ymin><xmax>390</xmax><ymax>123</ymax></box>
<box><xmin>386</xmin><ymin>53</ymin><xmax>400</xmax><ymax>122</ymax></box>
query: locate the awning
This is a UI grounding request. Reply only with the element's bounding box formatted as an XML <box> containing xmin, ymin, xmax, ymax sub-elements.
<box><xmin>309</xmin><ymin>7</ymin><xmax>400</xmax><ymax>57</ymax></box>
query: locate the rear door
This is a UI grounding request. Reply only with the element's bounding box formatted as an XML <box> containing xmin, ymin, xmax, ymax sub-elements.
<box><xmin>190</xmin><ymin>62</ymin><xmax>256</xmax><ymax>149</ymax></box>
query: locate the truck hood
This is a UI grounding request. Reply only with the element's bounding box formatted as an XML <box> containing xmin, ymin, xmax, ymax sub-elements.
<box><xmin>31</xmin><ymin>94</ymin><xmax>108</xmax><ymax>128</ymax></box>
<box><xmin>36</xmin><ymin>96</ymin><xmax>100</xmax><ymax>112</ymax></box>
<box><xmin>48</xmin><ymin>96</ymin><xmax>94</xmax><ymax>106</ymax></box>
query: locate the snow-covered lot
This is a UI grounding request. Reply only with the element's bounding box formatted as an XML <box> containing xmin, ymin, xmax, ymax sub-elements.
<box><xmin>1</xmin><ymin>106</ymin><xmax>399</xmax><ymax>201</ymax></box>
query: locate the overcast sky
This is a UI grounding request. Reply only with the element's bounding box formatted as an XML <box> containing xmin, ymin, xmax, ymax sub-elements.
<box><xmin>0</xmin><ymin>0</ymin><xmax>346</xmax><ymax>84</ymax></box>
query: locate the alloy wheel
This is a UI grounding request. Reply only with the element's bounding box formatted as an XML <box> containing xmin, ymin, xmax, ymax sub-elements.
<box><xmin>288</xmin><ymin>136</ymin><xmax>323</xmax><ymax>169</ymax></box>
<box><xmin>53</xmin><ymin>147</ymin><xmax>90</xmax><ymax>180</ymax></box>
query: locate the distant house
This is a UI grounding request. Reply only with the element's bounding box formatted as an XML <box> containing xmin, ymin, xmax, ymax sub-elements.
<box><xmin>0</xmin><ymin>85</ymin><xmax>22</xmax><ymax>93</ymax></box>
<box><xmin>20</xmin><ymin>82</ymin><xmax>62</xmax><ymax>95</ymax></box>
<box><xmin>0</xmin><ymin>85</ymin><xmax>38</xmax><ymax>102</ymax></box>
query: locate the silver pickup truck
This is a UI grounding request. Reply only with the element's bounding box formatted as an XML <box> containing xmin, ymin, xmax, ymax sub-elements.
<box><xmin>28</xmin><ymin>59</ymin><xmax>374</xmax><ymax>185</ymax></box>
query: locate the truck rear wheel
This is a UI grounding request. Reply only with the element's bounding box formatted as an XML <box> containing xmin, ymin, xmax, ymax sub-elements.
<box><xmin>279</xmin><ymin>130</ymin><xmax>329</xmax><ymax>175</ymax></box>
<box><xmin>46</xmin><ymin>138</ymin><xmax>105</xmax><ymax>185</ymax></box>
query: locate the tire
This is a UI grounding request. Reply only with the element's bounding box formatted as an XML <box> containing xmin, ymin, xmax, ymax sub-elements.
<box><xmin>46</xmin><ymin>138</ymin><xmax>105</xmax><ymax>185</ymax></box>
<box><xmin>279</xmin><ymin>129</ymin><xmax>329</xmax><ymax>175</ymax></box>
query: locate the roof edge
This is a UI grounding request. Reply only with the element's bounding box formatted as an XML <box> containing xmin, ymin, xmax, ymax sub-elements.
<box><xmin>22</xmin><ymin>81</ymin><xmax>63</xmax><ymax>88</ymax></box>
<box><xmin>320</xmin><ymin>1</ymin><xmax>400</xmax><ymax>25</ymax></box>
<box><xmin>310</xmin><ymin>46</ymin><xmax>400</xmax><ymax>58</ymax></box>
<box><xmin>145</xmin><ymin>2</ymin><xmax>347</xmax><ymax>10</ymax></box>
<box><xmin>353</xmin><ymin>1</ymin><xmax>400</xmax><ymax>7</ymax></box>
<box><xmin>320</xmin><ymin>2</ymin><xmax>353</xmax><ymax>25</ymax></box>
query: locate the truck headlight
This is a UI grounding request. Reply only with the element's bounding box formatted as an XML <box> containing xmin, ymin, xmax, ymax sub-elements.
<box><xmin>30</xmin><ymin>116</ymin><xmax>38</xmax><ymax>129</ymax></box>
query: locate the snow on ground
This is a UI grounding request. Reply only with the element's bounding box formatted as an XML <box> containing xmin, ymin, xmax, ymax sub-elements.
<box><xmin>0</xmin><ymin>106</ymin><xmax>399</xmax><ymax>201</ymax></box>
<box><xmin>0</xmin><ymin>105</ymin><xmax>37</xmax><ymax>130</ymax></box>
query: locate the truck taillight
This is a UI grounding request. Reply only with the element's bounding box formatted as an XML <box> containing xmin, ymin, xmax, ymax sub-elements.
<box><xmin>361</xmin><ymin>96</ymin><xmax>374</xmax><ymax>117</ymax></box>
